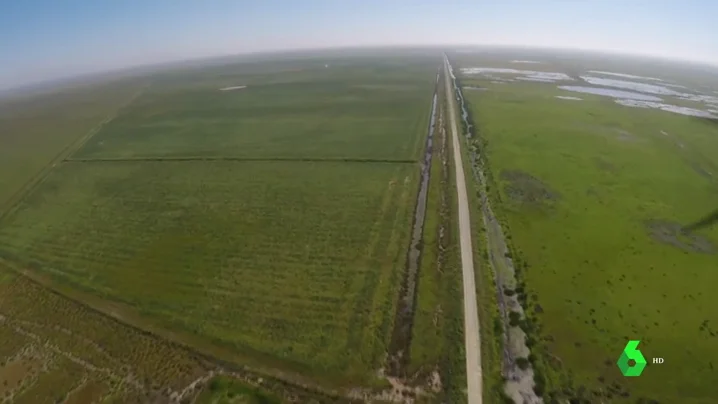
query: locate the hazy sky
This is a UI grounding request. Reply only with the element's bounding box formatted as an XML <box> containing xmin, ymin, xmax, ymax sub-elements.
<box><xmin>1</xmin><ymin>0</ymin><xmax>716</xmax><ymax>90</ymax></box>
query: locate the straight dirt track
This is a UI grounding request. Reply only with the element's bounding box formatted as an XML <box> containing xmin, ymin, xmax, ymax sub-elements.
<box><xmin>443</xmin><ymin>54</ymin><xmax>483</xmax><ymax>403</ymax></box>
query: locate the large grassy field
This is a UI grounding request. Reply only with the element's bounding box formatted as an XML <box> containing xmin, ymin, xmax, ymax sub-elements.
<box><xmin>72</xmin><ymin>56</ymin><xmax>436</xmax><ymax>161</ymax></box>
<box><xmin>0</xmin><ymin>49</ymin><xmax>449</xmax><ymax>400</ymax></box>
<box><xmin>0</xmin><ymin>160</ymin><xmax>417</xmax><ymax>384</ymax></box>
<box><xmin>0</xmin><ymin>78</ymin><xmax>146</xmax><ymax>210</ymax></box>
<box><xmin>453</xmin><ymin>49</ymin><xmax>718</xmax><ymax>403</ymax></box>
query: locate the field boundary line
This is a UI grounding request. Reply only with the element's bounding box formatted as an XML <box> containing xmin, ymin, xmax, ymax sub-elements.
<box><xmin>0</xmin><ymin>257</ymin><xmax>346</xmax><ymax>399</ymax></box>
<box><xmin>64</xmin><ymin>156</ymin><xmax>418</xmax><ymax>164</ymax></box>
<box><xmin>444</xmin><ymin>54</ymin><xmax>483</xmax><ymax>403</ymax></box>
<box><xmin>65</xmin><ymin>83</ymin><xmax>149</xmax><ymax>160</ymax></box>
<box><xmin>0</xmin><ymin>83</ymin><xmax>148</xmax><ymax>222</ymax></box>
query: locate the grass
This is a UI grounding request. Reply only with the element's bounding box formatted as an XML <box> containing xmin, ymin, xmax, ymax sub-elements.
<box><xmin>12</xmin><ymin>357</ymin><xmax>86</xmax><ymax>404</ymax></box>
<box><xmin>0</xmin><ymin>159</ymin><xmax>417</xmax><ymax>385</ymax></box>
<box><xmin>0</xmin><ymin>50</ymin><xmax>444</xmax><ymax>400</ymax></box>
<box><xmin>196</xmin><ymin>376</ymin><xmax>282</xmax><ymax>404</ymax></box>
<box><xmin>457</xmin><ymin>53</ymin><xmax>718</xmax><ymax>403</ymax></box>
<box><xmin>72</xmin><ymin>58</ymin><xmax>436</xmax><ymax>161</ymax></box>
<box><xmin>0</xmin><ymin>266</ymin><xmax>331</xmax><ymax>403</ymax></box>
<box><xmin>0</xmin><ymin>78</ymin><xmax>146</xmax><ymax>212</ymax></box>
<box><xmin>0</xmin><ymin>266</ymin><xmax>213</xmax><ymax>402</ymax></box>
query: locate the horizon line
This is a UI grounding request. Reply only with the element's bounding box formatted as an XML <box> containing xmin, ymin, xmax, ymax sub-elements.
<box><xmin>2</xmin><ymin>43</ymin><xmax>717</xmax><ymax>96</ymax></box>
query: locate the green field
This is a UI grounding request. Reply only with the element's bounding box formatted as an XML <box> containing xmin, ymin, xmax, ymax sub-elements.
<box><xmin>0</xmin><ymin>50</ymin><xmax>454</xmax><ymax>401</ymax></box>
<box><xmin>72</xmin><ymin>57</ymin><xmax>436</xmax><ymax>161</ymax></box>
<box><xmin>0</xmin><ymin>51</ymin><xmax>450</xmax><ymax>398</ymax></box>
<box><xmin>0</xmin><ymin>78</ymin><xmax>145</xmax><ymax>210</ymax></box>
<box><xmin>453</xmin><ymin>50</ymin><xmax>718</xmax><ymax>403</ymax></box>
<box><xmin>0</xmin><ymin>159</ymin><xmax>417</xmax><ymax>383</ymax></box>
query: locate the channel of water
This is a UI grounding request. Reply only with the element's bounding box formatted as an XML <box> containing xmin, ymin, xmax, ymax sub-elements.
<box><xmin>386</xmin><ymin>78</ymin><xmax>439</xmax><ymax>377</ymax></box>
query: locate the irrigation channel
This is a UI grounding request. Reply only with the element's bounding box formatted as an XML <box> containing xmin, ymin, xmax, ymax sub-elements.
<box><xmin>387</xmin><ymin>74</ymin><xmax>439</xmax><ymax>377</ymax></box>
<box><xmin>446</xmin><ymin>57</ymin><xmax>542</xmax><ymax>403</ymax></box>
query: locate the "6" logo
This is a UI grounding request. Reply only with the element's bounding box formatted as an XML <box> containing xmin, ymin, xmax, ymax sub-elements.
<box><xmin>617</xmin><ymin>340</ymin><xmax>647</xmax><ymax>377</ymax></box>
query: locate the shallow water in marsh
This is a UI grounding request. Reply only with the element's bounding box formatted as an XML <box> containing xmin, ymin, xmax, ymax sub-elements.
<box><xmin>615</xmin><ymin>99</ymin><xmax>718</xmax><ymax>118</ymax></box>
<box><xmin>517</xmin><ymin>76</ymin><xmax>555</xmax><ymax>83</ymax></box>
<box><xmin>587</xmin><ymin>70</ymin><xmax>664</xmax><ymax>82</ymax></box>
<box><xmin>580</xmin><ymin>76</ymin><xmax>718</xmax><ymax>107</ymax></box>
<box><xmin>448</xmin><ymin>64</ymin><xmax>473</xmax><ymax>138</ymax></box>
<box><xmin>218</xmin><ymin>85</ymin><xmax>246</xmax><ymax>91</ymax></box>
<box><xmin>558</xmin><ymin>85</ymin><xmax>663</xmax><ymax>101</ymax></box>
<box><xmin>462</xmin><ymin>67</ymin><xmax>573</xmax><ymax>82</ymax></box>
<box><xmin>580</xmin><ymin>76</ymin><xmax>684</xmax><ymax>96</ymax></box>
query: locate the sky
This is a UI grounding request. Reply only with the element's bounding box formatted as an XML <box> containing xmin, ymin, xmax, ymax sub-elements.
<box><xmin>1</xmin><ymin>0</ymin><xmax>716</xmax><ymax>90</ymax></box>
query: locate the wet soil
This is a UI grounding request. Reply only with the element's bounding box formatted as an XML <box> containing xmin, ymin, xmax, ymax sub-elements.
<box><xmin>594</xmin><ymin>157</ymin><xmax>617</xmax><ymax>173</ymax></box>
<box><xmin>686</xmin><ymin>160</ymin><xmax>714</xmax><ymax>179</ymax></box>
<box><xmin>655</xmin><ymin>130</ymin><xmax>715</xmax><ymax>179</ymax></box>
<box><xmin>501</xmin><ymin>170</ymin><xmax>560</xmax><ymax>207</ymax></box>
<box><xmin>349</xmin><ymin>368</ymin><xmax>436</xmax><ymax>403</ymax></box>
<box><xmin>0</xmin><ymin>346</ymin><xmax>45</xmax><ymax>399</ymax></box>
<box><xmin>697</xmin><ymin>116</ymin><xmax>718</xmax><ymax>128</ymax></box>
<box><xmin>684</xmin><ymin>209</ymin><xmax>718</xmax><ymax>232</ymax></box>
<box><xmin>446</xmin><ymin>63</ymin><xmax>473</xmax><ymax>139</ymax></box>
<box><xmin>64</xmin><ymin>380</ymin><xmax>108</xmax><ymax>404</ymax></box>
<box><xmin>387</xmin><ymin>88</ymin><xmax>438</xmax><ymax>377</ymax></box>
<box><xmin>616</xmin><ymin>129</ymin><xmax>637</xmax><ymax>142</ymax></box>
<box><xmin>586</xmin><ymin>187</ymin><xmax>603</xmax><ymax>203</ymax></box>
<box><xmin>646</xmin><ymin>220</ymin><xmax>716</xmax><ymax>254</ymax></box>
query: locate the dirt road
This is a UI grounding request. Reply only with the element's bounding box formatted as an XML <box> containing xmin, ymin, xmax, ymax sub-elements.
<box><xmin>443</xmin><ymin>54</ymin><xmax>483</xmax><ymax>404</ymax></box>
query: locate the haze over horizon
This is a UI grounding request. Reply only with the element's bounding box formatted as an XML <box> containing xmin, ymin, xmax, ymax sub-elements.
<box><xmin>1</xmin><ymin>0</ymin><xmax>717</xmax><ymax>91</ymax></box>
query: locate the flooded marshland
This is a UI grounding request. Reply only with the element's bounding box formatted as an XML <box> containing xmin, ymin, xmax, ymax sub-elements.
<box><xmin>461</xmin><ymin>63</ymin><xmax>718</xmax><ymax>119</ymax></box>
<box><xmin>219</xmin><ymin>85</ymin><xmax>247</xmax><ymax>91</ymax></box>
<box><xmin>615</xmin><ymin>99</ymin><xmax>718</xmax><ymax>118</ymax></box>
<box><xmin>587</xmin><ymin>70</ymin><xmax>664</xmax><ymax>82</ymax></box>
<box><xmin>558</xmin><ymin>85</ymin><xmax>662</xmax><ymax>101</ymax></box>
<box><xmin>462</xmin><ymin>68</ymin><xmax>573</xmax><ymax>83</ymax></box>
